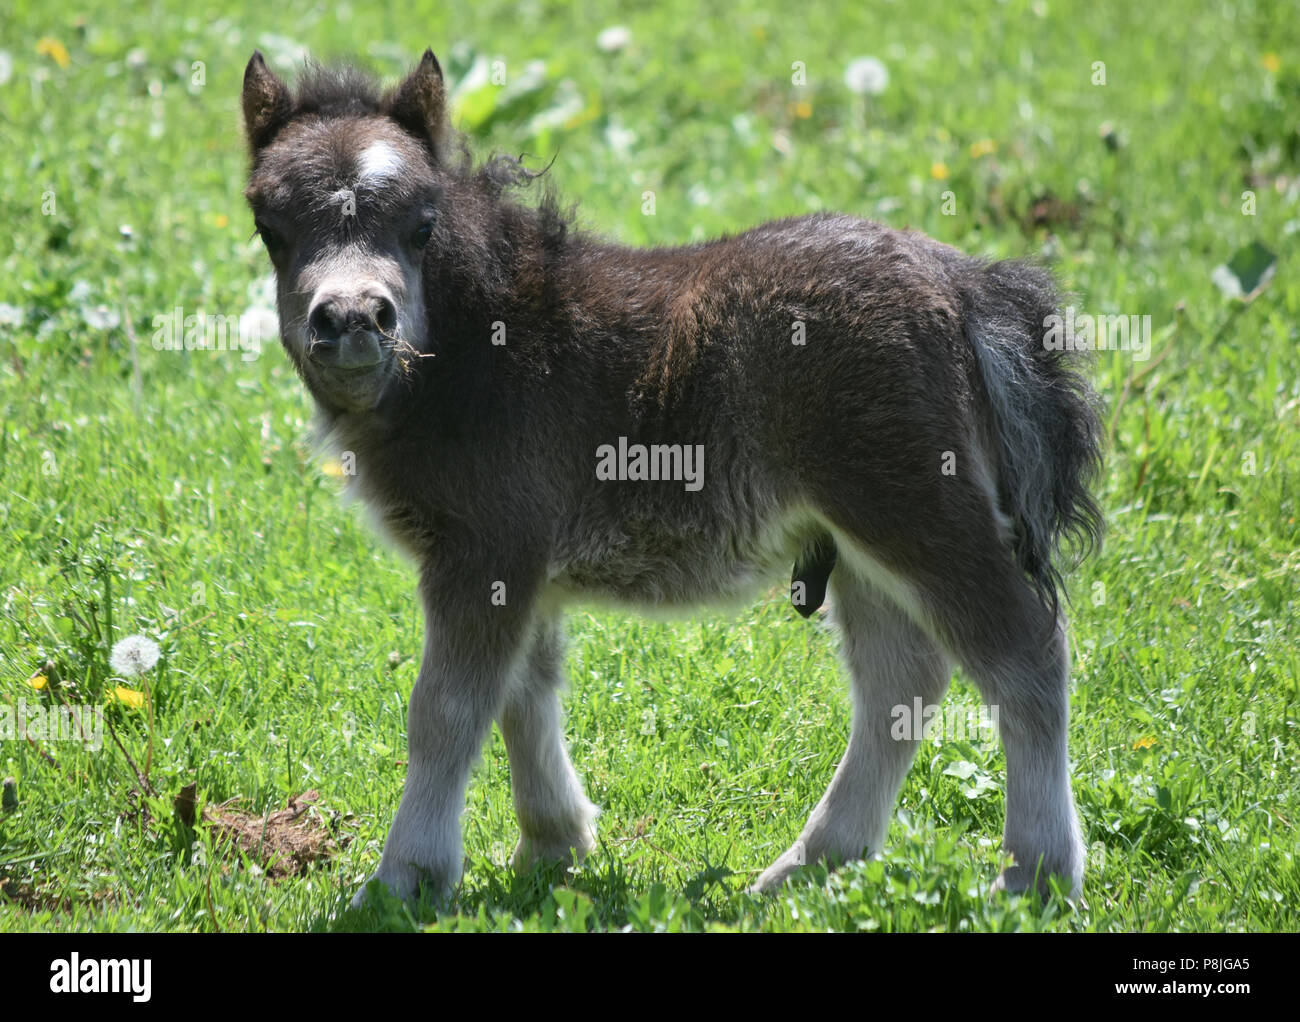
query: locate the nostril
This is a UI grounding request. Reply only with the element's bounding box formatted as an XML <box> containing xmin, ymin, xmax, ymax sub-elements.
<box><xmin>372</xmin><ymin>295</ymin><xmax>397</xmax><ymax>337</ymax></box>
<box><xmin>308</xmin><ymin>302</ymin><xmax>342</xmax><ymax>347</ymax></box>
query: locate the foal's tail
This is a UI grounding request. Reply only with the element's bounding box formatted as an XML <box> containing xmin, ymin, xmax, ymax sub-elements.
<box><xmin>959</xmin><ymin>259</ymin><xmax>1105</xmax><ymax>615</ymax></box>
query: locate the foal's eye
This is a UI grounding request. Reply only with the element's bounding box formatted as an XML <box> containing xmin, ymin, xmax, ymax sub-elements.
<box><xmin>255</xmin><ymin>222</ymin><xmax>285</xmax><ymax>257</ymax></box>
<box><xmin>411</xmin><ymin>221</ymin><xmax>433</xmax><ymax>249</ymax></box>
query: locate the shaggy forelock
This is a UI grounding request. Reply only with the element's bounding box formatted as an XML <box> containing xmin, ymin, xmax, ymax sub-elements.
<box><xmin>292</xmin><ymin>61</ymin><xmax>385</xmax><ymax>119</ymax></box>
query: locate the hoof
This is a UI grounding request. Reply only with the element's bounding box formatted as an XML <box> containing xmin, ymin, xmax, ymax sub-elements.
<box><xmin>510</xmin><ymin>824</ymin><xmax>597</xmax><ymax>874</ymax></box>
<box><xmin>748</xmin><ymin>841</ymin><xmax>810</xmax><ymax>895</ymax></box>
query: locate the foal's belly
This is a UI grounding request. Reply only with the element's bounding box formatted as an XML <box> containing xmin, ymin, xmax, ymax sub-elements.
<box><xmin>549</xmin><ymin>505</ymin><xmax>816</xmax><ymax>611</ymax></box>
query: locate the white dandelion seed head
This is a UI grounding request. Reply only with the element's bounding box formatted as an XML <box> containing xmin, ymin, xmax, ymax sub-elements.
<box><xmin>845</xmin><ymin>56</ymin><xmax>889</xmax><ymax>96</ymax></box>
<box><xmin>109</xmin><ymin>635</ymin><xmax>160</xmax><ymax>678</ymax></box>
<box><xmin>596</xmin><ymin>26</ymin><xmax>632</xmax><ymax>53</ymax></box>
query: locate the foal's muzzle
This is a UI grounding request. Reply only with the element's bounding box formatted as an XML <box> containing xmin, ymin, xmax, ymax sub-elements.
<box><xmin>306</xmin><ymin>289</ymin><xmax>397</xmax><ymax>370</ymax></box>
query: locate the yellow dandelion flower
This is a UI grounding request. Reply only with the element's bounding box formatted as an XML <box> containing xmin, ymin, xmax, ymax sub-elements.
<box><xmin>36</xmin><ymin>37</ymin><xmax>71</xmax><ymax>69</ymax></box>
<box><xmin>930</xmin><ymin>161</ymin><xmax>949</xmax><ymax>180</ymax></box>
<box><xmin>793</xmin><ymin>100</ymin><xmax>813</xmax><ymax>120</ymax></box>
<box><xmin>1261</xmin><ymin>53</ymin><xmax>1280</xmax><ymax>73</ymax></box>
<box><xmin>321</xmin><ymin>458</ymin><xmax>345</xmax><ymax>478</ymax></box>
<box><xmin>1132</xmin><ymin>735</ymin><xmax>1157</xmax><ymax>750</ymax></box>
<box><xmin>28</xmin><ymin>674</ymin><xmax>47</xmax><ymax>691</ymax></box>
<box><xmin>114</xmin><ymin>686</ymin><xmax>145</xmax><ymax>709</ymax></box>
<box><xmin>969</xmin><ymin>138</ymin><xmax>997</xmax><ymax>158</ymax></box>
<box><xmin>214</xmin><ymin>213</ymin><xmax>230</xmax><ymax>229</ymax></box>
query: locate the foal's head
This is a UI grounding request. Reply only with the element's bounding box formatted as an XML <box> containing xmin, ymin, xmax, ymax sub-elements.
<box><xmin>241</xmin><ymin>51</ymin><xmax>449</xmax><ymax>413</ymax></box>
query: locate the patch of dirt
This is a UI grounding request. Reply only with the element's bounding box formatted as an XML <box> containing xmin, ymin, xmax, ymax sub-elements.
<box><xmin>199</xmin><ymin>790</ymin><xmax>347</xmax><ymax>879</ymax></box>
<box><xmin>0</xmin><ymin>874</ymin><xmax>116</xmax><ymax>914</ymax></box>
<box><xmin>983</xmin><ymin>186</ymin><xmax>1088</xmax><ymax>237</ymax></box>
<box><xmin>0</xmin><ymin>876</ymin><xmax>70</xmax><ymax>912</ymax></box>
<box><xmin>1019</xmin><ymin>191</ymin><xmax>1084</xmax><ymax>233</ymax></box>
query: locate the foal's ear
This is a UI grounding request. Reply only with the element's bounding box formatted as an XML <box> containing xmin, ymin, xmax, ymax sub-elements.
<box><xmin>385</xmin><ymin>49</ymin><xmax>448</xmax><ymax>154</ymax></box>
<box><xmin>242</xmin><ymin>51</ymin><xmax>292</xmax><ymax>150</ymax></box>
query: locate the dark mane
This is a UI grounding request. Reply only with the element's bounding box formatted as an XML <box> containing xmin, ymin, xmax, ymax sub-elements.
<box><xmin>473</xmin><ymin>153</ymin><xmax>574</xmax><ymax>255</ymax></box>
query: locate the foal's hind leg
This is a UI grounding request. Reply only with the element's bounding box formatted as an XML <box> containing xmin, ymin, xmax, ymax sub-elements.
<box><xmin>827</xmin><ymin>497</ymin><xmax>1084</xmax><ymax>898</ymax></box>
<box><xmin>499</xmin><ymin>617</ymin><xmax>598</xmax><ymax>872</ymax></box>
<box><xmin>751</xmin><ymin>569</ymin><xmax>952</xmax><ymax>893</ymax></box>
<box><xmin>930</xmin><ymin>568</ymin><xmax>1083</xmax><ymax>898</ymax></box>
<box><xmin>929</xmin><ymin>570</ymin><xmax>1084</xmax><ymax>898</ymax></box>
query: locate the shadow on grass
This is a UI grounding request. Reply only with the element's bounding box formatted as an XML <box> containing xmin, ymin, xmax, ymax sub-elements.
<box><xmin>305</xmin><ymin>826</ymin><xmax>1077</xmax><ymax>932</ymax></box>
<box><xmin>311</xmin><ymin>849</ymin><xmax>747</xmax><ymax>932</ymax></box>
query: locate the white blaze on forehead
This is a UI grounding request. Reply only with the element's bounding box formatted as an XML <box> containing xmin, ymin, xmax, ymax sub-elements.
<box><xmin>356</xmin><ymin>141</ymin><xmax>403</xmax><ymax>185</ymax></box>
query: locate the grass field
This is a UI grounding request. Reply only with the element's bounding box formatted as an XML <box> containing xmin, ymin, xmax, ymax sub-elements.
<box><xmin>0</xmin><ymin>0</ymin><xmax>1297</xmax><ymax>932</ymax></box>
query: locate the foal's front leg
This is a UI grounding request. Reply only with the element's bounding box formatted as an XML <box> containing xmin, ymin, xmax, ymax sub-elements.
<box><xmin>354</xmin><ymin>560</ymin><xmax>539</xmax><ymax>907</ymax></box>
<box><xmin>500</xmin><ymin>616</ymin><xmax>598</xmax><ymax>872</ymax></box>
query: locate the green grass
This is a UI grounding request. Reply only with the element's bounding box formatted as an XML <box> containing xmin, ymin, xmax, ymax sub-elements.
<box><xmin>0</xmin><ymin>0</ymin><xmax>1297</xmax><ymax>932</ymax></box>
